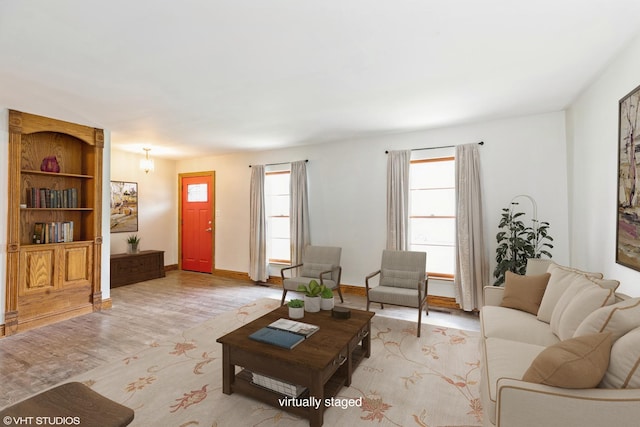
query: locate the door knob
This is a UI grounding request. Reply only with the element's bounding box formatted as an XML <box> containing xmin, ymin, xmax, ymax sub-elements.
<box><xmin>205</xmin><ymin>227</ymin><xmax>212</xmax><ymax>232</ymax></box>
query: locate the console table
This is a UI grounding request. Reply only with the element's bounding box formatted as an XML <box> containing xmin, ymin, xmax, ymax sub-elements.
<box><xmin>110</xmin><ymin>250</ymin><xmax>165</xmax><ymax>288</ymax></box>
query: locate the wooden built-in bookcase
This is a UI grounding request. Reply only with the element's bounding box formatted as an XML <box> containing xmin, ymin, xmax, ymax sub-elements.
<box><xmin>5</xmin><ymin>110</ymin><xmax>103</xmax><ymax>335</ymax></box>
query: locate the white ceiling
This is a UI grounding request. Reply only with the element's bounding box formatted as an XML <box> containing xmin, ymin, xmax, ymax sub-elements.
<box><xmin>1</xmin><ymin>1</ymin><xmax>640</xmax><ymax>159</ymax></box>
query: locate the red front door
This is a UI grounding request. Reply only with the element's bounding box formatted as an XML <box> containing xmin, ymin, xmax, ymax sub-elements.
<box><xmin>180</xmin><ymin>173</ymin><xmax>214</xmax><ymax>273</ymax></box>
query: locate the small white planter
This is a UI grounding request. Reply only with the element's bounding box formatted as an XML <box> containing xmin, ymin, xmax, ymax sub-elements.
<box><xmin>321</xmin><ymin>296</ymin><xmax>335</xmax><ymax>310</ymax></box>
<box><xmin>289</xmin><ymin>306</ymin><xmax>304</xmax><ymax>319</ymax></box>
<box><xmin>304</xmin><ymin>296</ymin><xmax>321</xmax><ymax>312</ymax></box>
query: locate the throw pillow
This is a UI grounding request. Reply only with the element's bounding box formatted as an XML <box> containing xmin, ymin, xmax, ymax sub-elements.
<box><xmin>522</xmin><ymin>332</ymin><xmax>612</xmax><ymax>388</ymax></box>
<box><xmin>550</xmin><ymin>278</ymin><xmax>616</xmax><ymax>340</ymax></box>
<box><xmin>600</xmin><ymin>327</ymin><xmax>640</xmax><ymax>389</ymax></box>
<box><xmin>537</xmin><ymin>263</ymin><xmax>605</xmax><ymax>323</ymax></box>
<box><xmin>525</xmin><ymin>258</ymin><xmax>553</xmax><ymax>275</ymax></box>
<box><xmin>500</xmin><ymin>271</ymin><xmax>551</xmax><ymax>315</ymax></box>
<box><xmin>591</xmin><ymin>277</ymin><xmax>622</xmax><ymax>291</ymax></box>
<box><xmin>575</xmin><ymin>297</ymin><xmax>640</xmax><ymax>342</ymax></box>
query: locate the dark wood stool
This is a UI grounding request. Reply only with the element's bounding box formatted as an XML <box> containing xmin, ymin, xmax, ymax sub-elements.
<box><xmin>0</xmin><ymin>382</ymin><xmax>134</xmax><ymax>427</ymax></box>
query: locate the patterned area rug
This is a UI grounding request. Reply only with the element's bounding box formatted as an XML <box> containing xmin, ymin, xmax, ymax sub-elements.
<box><xmin>68</xmin><ymin>298</ymin><xmax>482</xmax><ymax>426</ymax></box>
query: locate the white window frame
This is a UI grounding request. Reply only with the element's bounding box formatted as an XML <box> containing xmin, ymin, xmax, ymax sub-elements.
<box><xmin>409</xmin><ymin>155</ymin><xmax>456</xmax><ymax>279</ymax></box>
<box><xmin>265</xmin><ymin>169</ymin><xmax>291</xmax><ymax>264</ymax></box>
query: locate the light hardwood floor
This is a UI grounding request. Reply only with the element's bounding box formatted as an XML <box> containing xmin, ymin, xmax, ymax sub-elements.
<box><xmin>0</xmin><ymin>270</ymin><xmax>479</xmax><ymax>408</ymax></box>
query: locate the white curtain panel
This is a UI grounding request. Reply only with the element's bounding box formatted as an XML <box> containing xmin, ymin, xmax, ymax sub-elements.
<box><xmin>386</xmin><ymin>150</ymin><xmax>411</xmax><ymax>250</ymax></box>
<box><xmin>290</xmin><ymin>160</ymin><xmax>310</xmax><ymax>265</ymax></box>
<box><xmin>454</xmin><ymin>143</ymin><xmax>489</xmax><ymax>311</ymax></box>
<box><xmin>249</xmin><ymin>165</ymin><xmax>268</xmax><ymax>282</ymax></box>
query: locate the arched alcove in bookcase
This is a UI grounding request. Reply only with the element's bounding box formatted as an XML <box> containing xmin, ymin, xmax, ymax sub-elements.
<box><xmin>5</xmin><ymin>110</ymin><xmax>103</xmax><ymax>335</ymax></box>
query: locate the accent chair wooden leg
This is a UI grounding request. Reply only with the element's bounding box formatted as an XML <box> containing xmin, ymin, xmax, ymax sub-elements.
<box><xmin>417</xmin><ymin>305</ymin><xmax>422</xmax><ymax>337</ymax></box>
<box><xmin>280</xmin><ymin>290</ymin><xmax>287</xmax><ymax>306</ymax></box>
<box><xmin>336</xmin><ymin>286</ymin><xmax>344</xmax><ymax>303</ymax></box>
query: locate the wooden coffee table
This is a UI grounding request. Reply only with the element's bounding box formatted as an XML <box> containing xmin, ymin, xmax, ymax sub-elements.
<box><xmin>216</xmin><ymin>305</ymin><xmax>374</xmax><ymax>427</ymax></box>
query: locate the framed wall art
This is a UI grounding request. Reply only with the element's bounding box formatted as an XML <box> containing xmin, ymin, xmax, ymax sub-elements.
<box><xmin>617</xmin><ymin>83</ymin><xmax>640</xmax><ymax>271</ymax></box>
<box><xmin>110</xmin><ymin>181</ymin><xmax>138</xmax><ymax>233</ymax></box>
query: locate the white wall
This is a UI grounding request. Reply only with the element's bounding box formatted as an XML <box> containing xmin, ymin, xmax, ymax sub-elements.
<box><xmin>109</xmin><ymin>149</ymin><xmax>178</xmax><ymax>265</ymax></box>
<box><xmin>4</xmin><ymin>31</ymin><xmax>640</xmax><ymax>322</ymax></box>
<box><xmin>0</xmin><ymin>107</ymin><xmax>571</xmax><ymax>323</ymax></box>
<box><xmin>177</xmin><ymin>111</ymin><xmax>570</xmax><ymax>289</ymax></box>
<box><xmin>567</xmin><ymin>33</ymin><xmax>640</xmax><ymax>297</ymax></box>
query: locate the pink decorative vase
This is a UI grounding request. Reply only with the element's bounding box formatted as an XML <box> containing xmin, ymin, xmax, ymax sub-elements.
<box><xmin>40</xmin><ymin>156</ymin><xmax>60</xmax><ymax>173</ymax></box>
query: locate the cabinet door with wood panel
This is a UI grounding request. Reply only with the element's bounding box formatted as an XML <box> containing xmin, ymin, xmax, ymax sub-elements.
<box><xmin>5</xmin><ymin>110</ymin><xmax>103</xmax><ymax>335</ymax></box>
<box><xmin>18</xmin><ymin>245</ymin><xmax>59</xmax><ymax>297</ymax></box>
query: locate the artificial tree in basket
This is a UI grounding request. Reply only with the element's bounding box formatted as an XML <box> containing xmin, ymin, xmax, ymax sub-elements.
<box><xmin>493</xmin><ymin>204</ymin><xmax>553</xmax><ymax>286</ymax></box>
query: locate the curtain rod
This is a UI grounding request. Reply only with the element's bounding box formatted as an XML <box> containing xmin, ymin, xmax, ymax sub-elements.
<box><xmin>385</xmin><ymin>141</ymin><xmax>484</xmax><ymax>154</ymax></box>
<box><xmin>249</xmin><ymin>159</ymin><xmax>308</xmax><ymax>168</ymax></box>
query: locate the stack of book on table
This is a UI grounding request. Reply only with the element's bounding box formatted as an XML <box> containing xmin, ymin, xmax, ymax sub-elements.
<box><xmin>248</xmin><ymin>318</ymin><xmax>319</xmax><ymax>349</ymax></box>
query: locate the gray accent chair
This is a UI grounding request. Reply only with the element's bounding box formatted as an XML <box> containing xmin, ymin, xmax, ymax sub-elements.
<box><xmin>280</xmin><ymin>246</ymin><xmax>344</xmax><ymax>305</ymax></box>
<box><xmin>365</xmin><ymin>249</ymin><xmax>429</xmax><ymax>337</ymax></box>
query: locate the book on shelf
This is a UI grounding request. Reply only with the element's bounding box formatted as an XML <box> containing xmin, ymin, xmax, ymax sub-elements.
<box><xmin>32</xmin><ymin>221</ymin><xmax>74</xmax><ymax>244</ymax></box>
<box><xmin>248</xmin><ymin>327</ymin><xmax>305</xmax><ymax>349</ymax></box>
<box><xmin>32</xmin><ymin>222</ymin><xmax>44</xmax><ymax>244</ymax></box>
<box><xmin>26</xmin><ymin>187</ymin><xmax>79</xmax><ymax>208</ymax></box>
<box><xmin>267</xmin><ymin>318</ymin><xmax>319</xmax><ymax>338</ymax></box>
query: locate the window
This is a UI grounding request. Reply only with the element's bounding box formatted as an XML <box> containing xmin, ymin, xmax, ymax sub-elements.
<box><xmin>409</xmin><ymin>156</ymin><xmax>455</xmax><ymax>278</ymax></box>
<box><xmin>187</xmin><ymin>183</ymin><xmax>208</xmax><ymax>202</ymax></box>
<box><xmin>265</xmin><ymin>170</ymin><xmax>290</xmax><ymax>263</ymax></box>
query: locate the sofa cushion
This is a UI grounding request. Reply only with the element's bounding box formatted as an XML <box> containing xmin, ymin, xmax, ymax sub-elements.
<box><xmin>600</xmin><ymin>327</ymin><xmax>640</xmax><ymax>389</ymax></box>
<box><xmin>550</xmin><ymin>279</ymin><xmax>617</xmax><ymax>340</ymax></box>
<box><xmin>500</xmin><ymin>271</ymin><xmax>550</xmax><ymax>315</ymax></box>
<box><xmin>481</xmin><ymin>305</ymin><xmax>560</xmax><ymax>347</ymax></box>
<box><xmin>367</xmin><ymin>285</ymin><xmax>423</xmax><ymax>307</ymax></box>
<box><xmin>574</xmin><ymin>297</ymin><xmax>640</xmax><ymax>342</ymax></box>
<box><xmin>380</xmin><ymin>268</ymin><xmax>423</xmax><ymax>289</ymax></box>
<box><xmin>537</xmin><ymin>263</ymin><xmax>604</xmax><ymax>323</ymax></box>
<box><xmin>283</xmin><ymin>276</ymin><xmax>336</xmax><ymax>291</ymax></box>
<box><xmin>522</xmin><ymin>332</ymin><xmax>612</xmax><ymax>388</ymax></box>
<box><xmin>300</xmin><ymin>262</ymin><xmax>334</xmax><ymax>279</ymax></box>
<box><xmin>481</xmin><ymin>337</ymin><xmax>546</xmax><ymax>425</ymax></box>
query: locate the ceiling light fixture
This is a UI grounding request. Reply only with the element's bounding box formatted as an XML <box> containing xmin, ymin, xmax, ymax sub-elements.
<box><xmin>140</xmin><ymin>147</ymin><xmax>155</xmax><ymax>174</ymax></box>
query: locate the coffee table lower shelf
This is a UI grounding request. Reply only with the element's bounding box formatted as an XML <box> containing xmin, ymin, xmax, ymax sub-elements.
<box><xmin>233</xmin><ymin>370</ymin><xmax>321</xmax><ymax>418</ymax></box>
<box><xmin>230</xmin><ymin>346</ymin><xmax>368</xmax><ymax>424</ymax></box>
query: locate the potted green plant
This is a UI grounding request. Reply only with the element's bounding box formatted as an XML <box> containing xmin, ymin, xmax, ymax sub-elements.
<box><xmin>127</xmin><ymin>234</ymin><xmax>140</xmax><ymax>254</ymax></box>
<box><xmin>493</xmin><ymin>206</ymin><xmax>553</xmax><ymax>286</ymax></box>
<box><xmin>287</xmin><ymin>299</ymin><xmax>305</xmax><ymax>319</ymax></box>
<box><xmin>320</xmin><ymin>286</ymin><xmax>334</xmax><ymax>310</ymax></box>
<box><xmin>296</xmin><ymin>279</ymin><xmax>322</xmax><ymax>312</ymax></box>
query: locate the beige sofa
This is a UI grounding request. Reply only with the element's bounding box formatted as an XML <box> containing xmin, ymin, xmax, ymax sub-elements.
<box><xmin>480</xmin><ymin>260</ymin><xmax>640</xmax><ymax>427</ymax></box>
